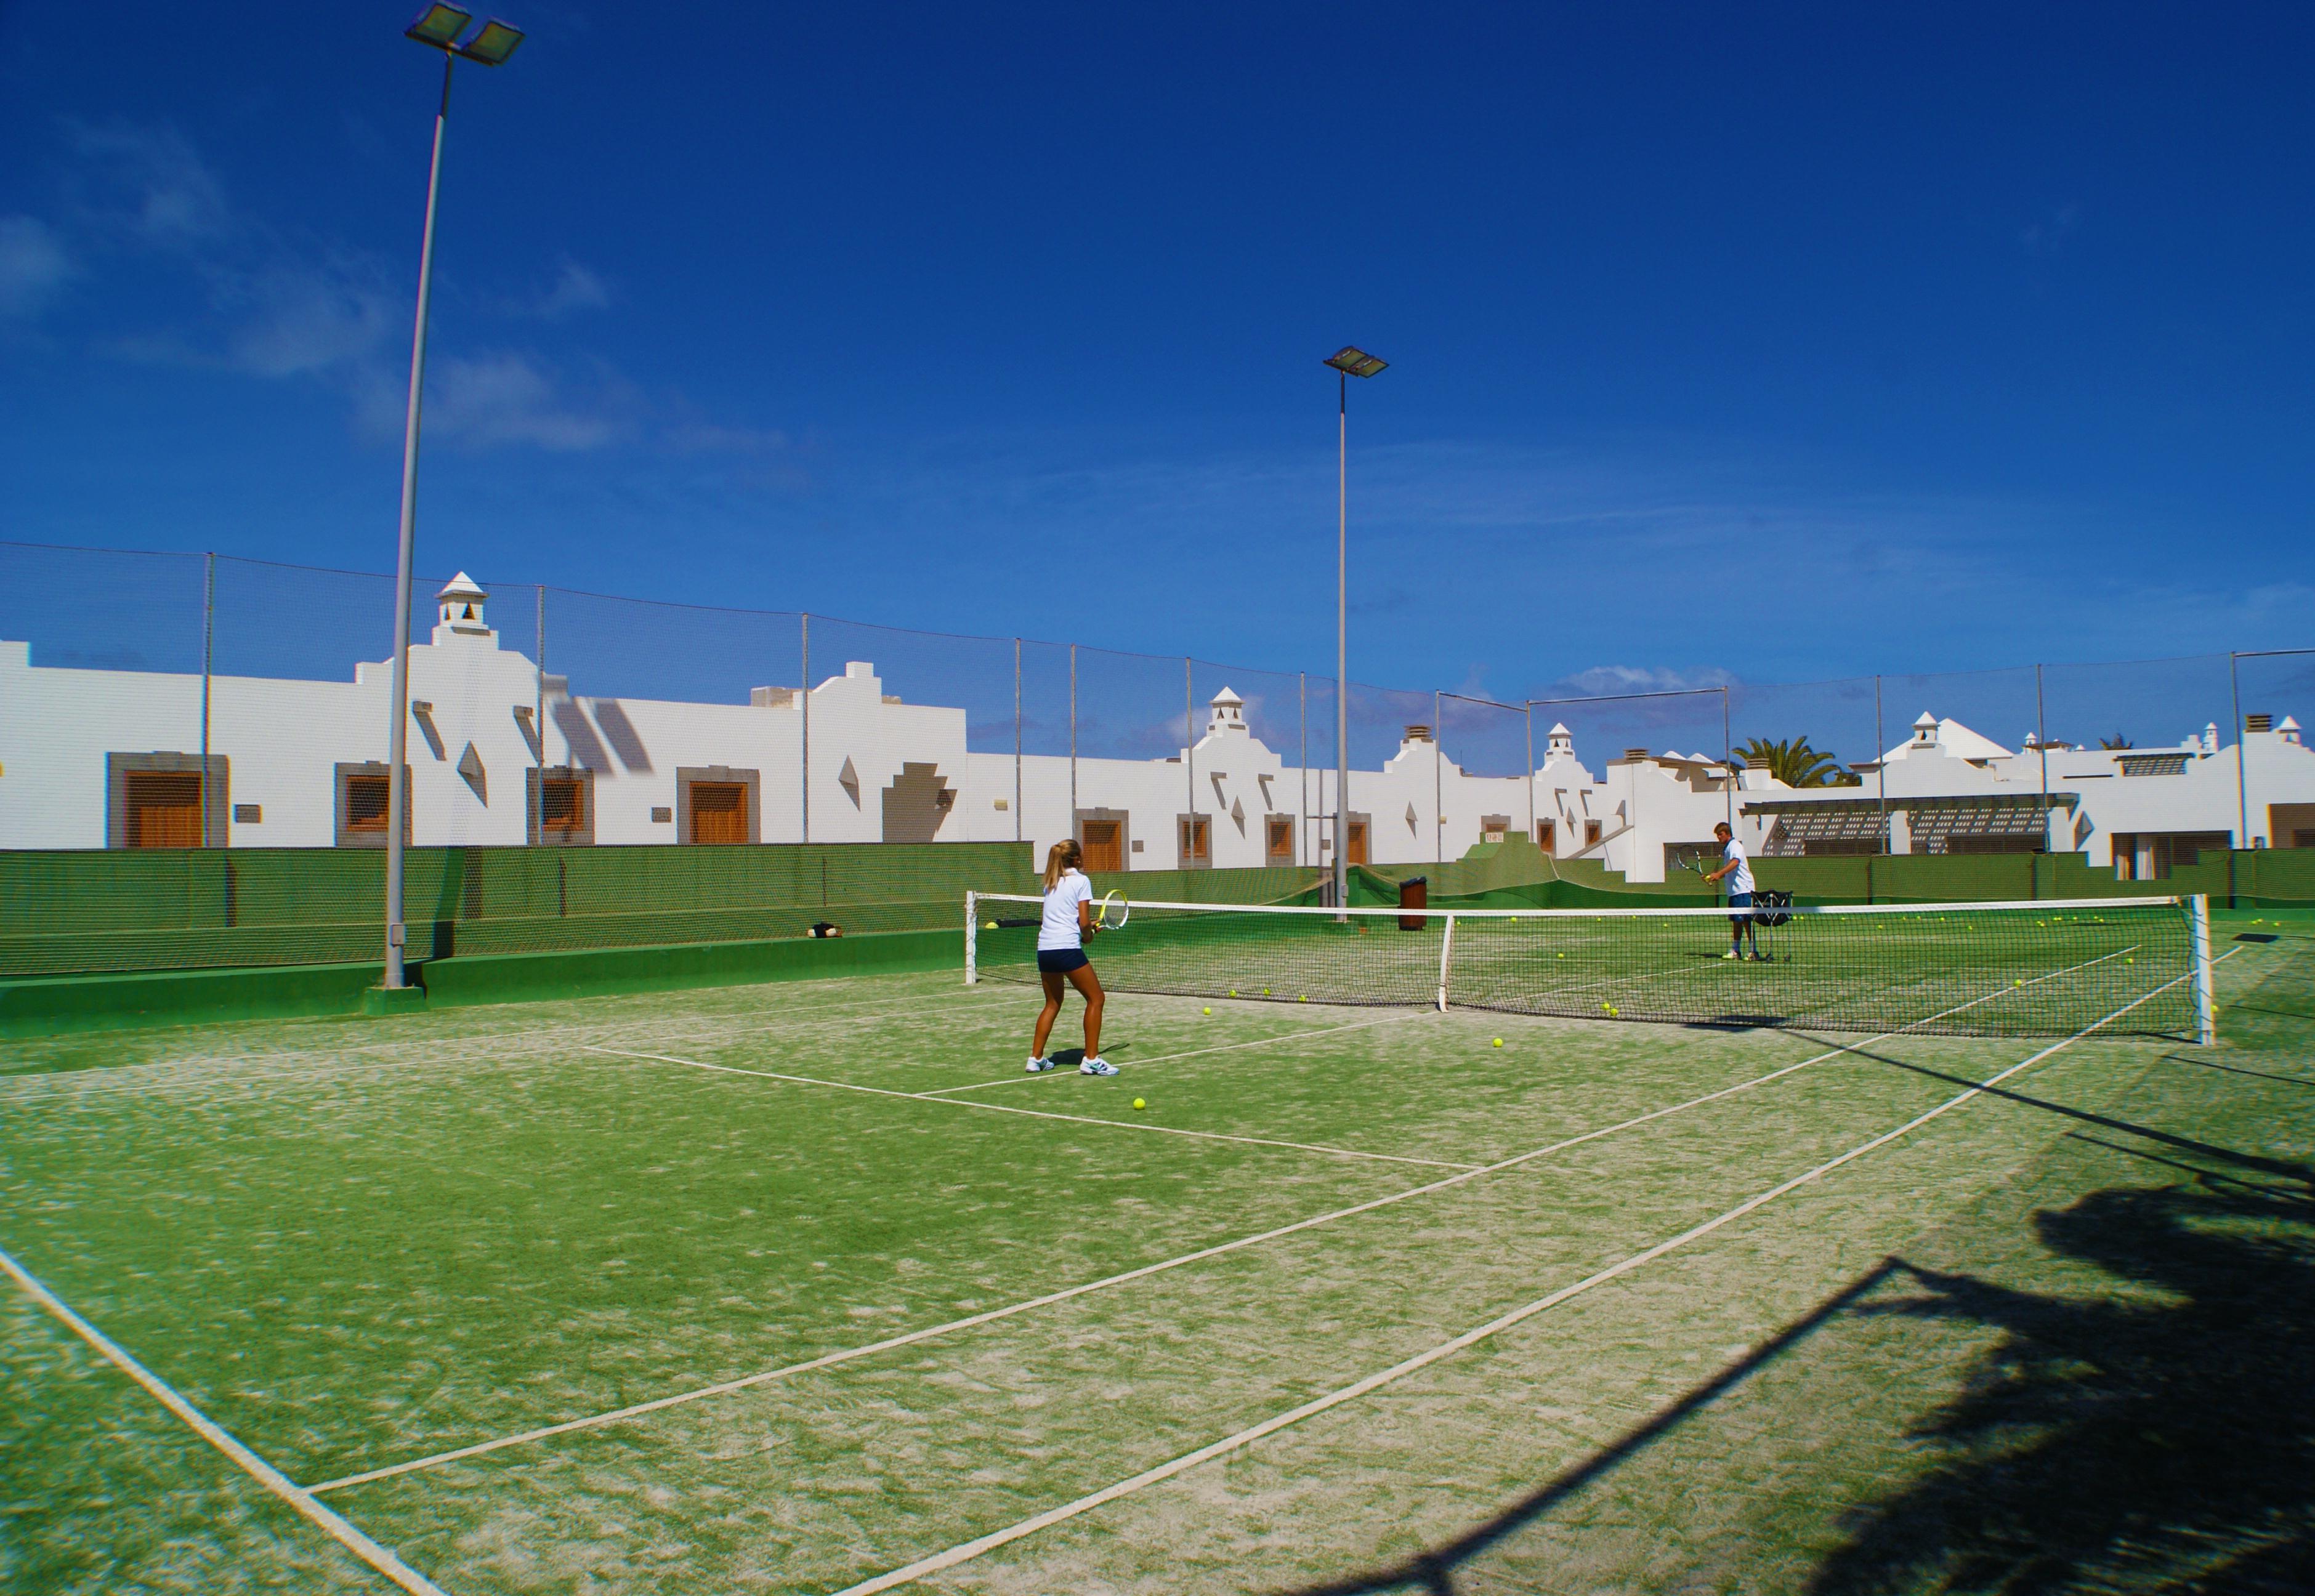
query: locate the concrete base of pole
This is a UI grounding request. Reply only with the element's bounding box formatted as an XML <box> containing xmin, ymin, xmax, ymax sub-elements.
<box><xmin>362</xmin><ymin>983</ymin><xmax>431</xmax><ymax>1017</ymax></box>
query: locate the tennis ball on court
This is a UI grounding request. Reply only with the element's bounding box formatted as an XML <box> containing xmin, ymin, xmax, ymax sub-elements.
<box><xmin>1132</xmin><ymin>1097</ymin><xmax>1146</xmax><ymax>1110</ymax></box>
<box><xmin>2013</xmin><ymin>979</ymin><xmax>2023</xmax><ymax>987</ymax></box>
<box><xmin>1492</xmin><ymin>1038</ymin><xmax>1503</xmax><ymax>1047</ymax></box>
<box><xmin>1601</xmin><ymin>1001</ymin><xmax>1612</xmax><ymax>1012</ymax></box>
<box><xmin>1202</xmin><ymin>1006</ymin><xmax>1211</xmax><ymax>1015</ymax></box>
<box><xmin>1263</xmin><ymin>986</ymin><xmax>1272</xmax><ymax>996</ymax></box>
<box><xmin>1608</xmin><ymin>1006</ymin><xmax>1620</xmax><ymax>1017</ymax></box>
<box><xmin>1299</xmin><ymin>994</ymin><xmax>1309</xmax><ymax>1002</ymax></box>
<box><xmin>2126</xmin><ymin>957</ymin><xmax>2134</xmax><ymax>964</ymax></box>
<box><xmin>1228</xmin><ymin>988</ymin><xmax>1238</xmax><ymax>997</ymax></box>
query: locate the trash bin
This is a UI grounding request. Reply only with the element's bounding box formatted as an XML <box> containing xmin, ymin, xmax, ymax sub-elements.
<box><xmin>1398</xmin><ymin>875</ymin><xmax>1428</xmax><ymax>930</ymax></box>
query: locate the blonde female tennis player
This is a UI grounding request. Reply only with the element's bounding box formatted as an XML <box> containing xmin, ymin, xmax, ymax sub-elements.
<box><xmin>1027</xmin><ymin>839</ymin><xmax>1114</xmax><ymax>1076</ymax></box>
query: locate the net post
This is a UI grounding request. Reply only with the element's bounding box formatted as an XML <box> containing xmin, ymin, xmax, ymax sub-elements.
<box><xmin>1436</xmin><ymin>912</ymin><xmax>1455</xmax><ymax>1012</ymax></box>
<box><xmin>199</xmin><ymin>552</ymin><xmax>214</xmax><ymax>850</ymax></box>
<box><xmin>2189</xmin><ymin>893</ymin><xmax>2215</xmax><ymax>1044</ymax></box>
<box><xmin>964</xmin><ymin>892</ymin><xmax>979</xmax><ymax>986</ymax></box>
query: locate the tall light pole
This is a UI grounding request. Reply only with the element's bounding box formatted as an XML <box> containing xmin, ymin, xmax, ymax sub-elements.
<box><xmin>381</xmin><ymin>6</ymin><xmax>525</xmax><ymax>994</ymax></box>
<box><xmin>1323</xmin><ymin>346</ymin><xmax>1386</xmax><ymax>915</ymax></box>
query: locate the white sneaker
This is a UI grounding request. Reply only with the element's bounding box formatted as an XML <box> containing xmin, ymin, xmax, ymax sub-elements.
<box><xmin>1720</xmin><ymin>949</ymin><xmax>1740</xmax><ymax>961</ymax></box>
<box><xmin>1026</xmin><ymin>1057</ymin><xmax>1056</xmax><ymax>1073</ymax></box>
<box><xmin>1079</xmin><ymin>1057</ymin><xmax>1118</xmax><ymax>1076</ymax></box>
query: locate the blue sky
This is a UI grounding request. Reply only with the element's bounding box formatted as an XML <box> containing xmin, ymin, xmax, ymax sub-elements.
<box><xmin>2</xmin><ymin>2</ymin><xmax>2310</xmax><ymax>736</ymax></box>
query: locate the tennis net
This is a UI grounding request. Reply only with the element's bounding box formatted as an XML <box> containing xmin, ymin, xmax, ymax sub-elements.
<box><xmin>965</xmin><ymin>893</ymin><xmax>2213</xmax><ymax>1041</ymax></box>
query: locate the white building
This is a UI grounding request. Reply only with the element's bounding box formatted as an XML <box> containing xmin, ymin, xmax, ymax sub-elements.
<box><xmin>2</xmin><ymin>572</ymin><xmax>2309</xmax><ymax>879</ymax></box>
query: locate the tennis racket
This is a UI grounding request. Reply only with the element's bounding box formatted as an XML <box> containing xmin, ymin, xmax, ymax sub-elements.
<box><xmin>1672</xmin><ymin>847</ymin><xmax>1710</xmax><ymax>879</ymax></box>
<box><xmin>1094</xmin><ymin>890</ymin><xmax>1131</xmax><ymax>931</ymax></box>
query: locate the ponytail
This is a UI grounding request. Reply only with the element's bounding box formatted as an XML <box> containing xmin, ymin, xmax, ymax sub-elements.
<box><xmin>1044</xmin><ymin>837</ymin><xmax>1084</xmax><ymax>891</ymax></box>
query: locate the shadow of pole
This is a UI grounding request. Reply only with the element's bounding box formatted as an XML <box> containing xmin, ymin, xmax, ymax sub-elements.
<box><xmin>1266</xmin><ymin>1259</ymin><xmax>1909</xmax><ymax>1596</ymax></box>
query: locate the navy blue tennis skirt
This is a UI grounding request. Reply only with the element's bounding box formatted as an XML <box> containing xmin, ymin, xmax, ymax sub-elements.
<box><xmin>1036</xmin><ymin>948</ymin><xmax>1090</xmax><ymax>974</ymax></box>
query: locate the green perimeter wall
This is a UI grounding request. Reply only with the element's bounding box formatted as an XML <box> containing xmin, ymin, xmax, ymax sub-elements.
<box><xmin>0</xmin><ymin>842</ymin><xmax>1034</xmax><ymax>980</ymax></box>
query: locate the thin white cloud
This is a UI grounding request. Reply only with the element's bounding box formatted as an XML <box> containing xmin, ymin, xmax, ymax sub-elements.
<box><xmin>426</xmin><ymin>352</ymin><xmax>627</xmax><ymax>451</ymax></box>
<box><xmin>533</xmin><ymin>257</ymin><xmax>610</xmax><ymax>318</ymax></box>
<box><xmin>2022</xmin><ymin>202</ymin><xmax>2082</xmax><ymax>259</ymax></box>
<box><xmin>0</xmin><ymin>216</ymin><xmax>73</xmax><ymax>317</ymax></box>
<box><xmin>63</xmin><ymin>121</ymin><xmax>229</xmax><ymax>246</ymax></box>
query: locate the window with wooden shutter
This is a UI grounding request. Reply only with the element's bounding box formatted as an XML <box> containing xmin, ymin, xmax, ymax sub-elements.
<box><xmin>690</xmin><ymin>781</ymin><xmax>747</xmax><ymax>844</ymax></box>
<box><xmin>541</xmin><ymin>777</ymin><xmax>584</xmax><ymax>833</ymax></box>
<box><xmin>1346</xmin><ymin>819</ymin><xmax>1368</xmax><ymax>864</ymax></box>
<box><xmin>1081</xmin><ymin>819</ymin><xmax>1123</xmax><ymax>873</ymax></box>
<box><xmin>1266</xmin><ymin>816</ymin><xmax>1295</xmax><ymax>863</ymax></box>
<box><xmin>126</xmin><ymin>772</ymin><xmax>202</xmax><ymax>848</ymax></box>
<box><xmin>1179</xmin><ymin>815</ymin><xmax>1210</xmax><ymax>863</ymax></box>
<box><xmin>344</xmin><ymin>775</ymin><xmax>392</xmax><ymax>835</ymax></box>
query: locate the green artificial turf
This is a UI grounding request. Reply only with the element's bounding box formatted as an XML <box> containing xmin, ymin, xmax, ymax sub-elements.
<box><xmin>2</xmin><ymin>929</ymin><xmax>2308</xmax><ymax>1595</ymax></box>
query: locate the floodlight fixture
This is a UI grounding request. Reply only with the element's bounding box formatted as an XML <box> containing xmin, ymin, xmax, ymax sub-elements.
<box><xmin>405</xmin><ymin>3</ymin><xmax>471</xmax><ymax>47</ymax></box>
<box><xmin>459</xmin><ymin>18</ymin><xmax>525</xmax><ymax>65</ymax></box>
<box><xmin>1325</xmin><ymin>346</ymin><xmax>1388</xmax><ymax>379</ymax></box>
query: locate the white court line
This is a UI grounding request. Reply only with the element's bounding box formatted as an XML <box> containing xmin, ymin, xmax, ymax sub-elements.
<box><xmin>918</xmin><ymin>1011</ymin><xmax>1428</xmax><ymax>1095</ymax></box>
<box><xmin>0</xmin><ymin>1241</ymin><xmax>448</xmax><ymax>1596</ymax></box>
<box><xmin>828</xmin><ymin>970</ymin><xmax>2194</xmax><ymax>1596</ymax></box>
<box><xmin>305</xmin><ymin>946</ymin><xmax>2144</xmax><ymax>1497</ymax></box>
<box><xmin>580</xmin><ymin>1046</ymin><xmax>1477</xmax><ymax>1172</ymax></box>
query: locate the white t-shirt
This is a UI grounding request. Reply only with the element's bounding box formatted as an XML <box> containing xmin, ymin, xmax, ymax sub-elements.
<box><xmin>1721</xmin><ymin>838</ymin><xmax>1755</xmax><ymax>897</ymax></box>
<box><xmin>1039</xmin><ymin>869</ymin><xmax>1094</xmax><ymax>951</ymax></box>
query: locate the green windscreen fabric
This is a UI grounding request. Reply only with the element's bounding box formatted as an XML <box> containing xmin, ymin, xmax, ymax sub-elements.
<box><xmin>0</xmin><ymin>843</ymin><xmax>1033</xmax><ymax>978</ymax></box>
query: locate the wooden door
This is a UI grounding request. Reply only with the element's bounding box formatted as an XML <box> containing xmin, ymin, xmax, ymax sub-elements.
<box><xmin>1081</xmin><ymin>820</ymin><xmax>1122</xmax><ymax>873</ymax></box>
<box><xmin>1536</xmin><ymin>820</ymin><xmax>1555</xmax><ymax>851</ymax></box>
<box><xmin>1346</xmin><ymin>819</ymin><xmax>1368</xmax><ymax>865</ymax></box>
<box><xmin>1266</xmin><ymin>817</ymin><xmax>1295</xmax><ymax>863</ymax></box>
<box><xmin>129</xmin><ymin>772</ymin><xmax>202</xmax><ymax>847</ymax></box>
<box><xmin>1180</xmin><ymin>816</ymin><xmax>1210</xmax><ymax>863</ymax></box>
<box><xmin>690</xmin><ymin>781</ymin><xmax>747</xmax><ymax>844</ymax></box>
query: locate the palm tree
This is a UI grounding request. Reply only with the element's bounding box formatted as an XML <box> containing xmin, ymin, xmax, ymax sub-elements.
<box><xmin>2099</xmin><ymin>732</ymin><xmax>2135</xmax><ymax>750</ymax></box>
<box><xmin>1734</xmin><ymin>735</ymin><xmax>1848</xmax><ymax>788</ymax></box>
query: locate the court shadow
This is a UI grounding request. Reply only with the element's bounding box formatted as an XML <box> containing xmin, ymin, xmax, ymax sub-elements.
<box><xmin>1263</xmin><ymin>1260</ymin><xmax>1908</xmax><ymax>1596</ymax></box>
<box><xmin>1808</xmin><ymin>1172</ymin><xmax>2315</xmax><ymax>1595</ymax></box>
<box><xmin>1265</xmin><ymin>1161</ymin><xmax>2313</xmax><ymax>1595</ymax></box>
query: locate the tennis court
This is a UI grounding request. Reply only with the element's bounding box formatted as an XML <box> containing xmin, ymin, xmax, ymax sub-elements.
<box><xmin>4</xmin><ymin>905</ymin><xmax>2310</xmax><ymax>1594</ymax></box>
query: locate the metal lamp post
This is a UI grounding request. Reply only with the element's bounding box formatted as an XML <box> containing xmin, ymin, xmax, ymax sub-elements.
<box><xmin>382</xmin><ymin>5</ymin><xmax>525</xmax><ymax>992</ymax></box>
<box><xmin>1323</xmin><ymin>346</ymin><xmax>1386</xmax><ymax>916</ymax></box>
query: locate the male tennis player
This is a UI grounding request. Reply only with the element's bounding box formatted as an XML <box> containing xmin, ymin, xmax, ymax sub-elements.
<box><xmin>1028</xmin><ymin>838</ymin><xmax>1115</xmax><ymax>1076</ymax></box>
<box><xmin>1702</xmin><ymin>821</ymin><xmax>1762</xmax><ymax>961</ymax></box>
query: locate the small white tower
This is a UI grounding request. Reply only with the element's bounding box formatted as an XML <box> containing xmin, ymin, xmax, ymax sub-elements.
<box><xmin>1206</xmin><ymin>686</ymin><xmax>1248</xmax><ymax>736</ymax></box>
<box><xmin>1546</xmin><ymin>722</ymin><xmax>1575</xmax><ymax>759</ymax></box>
<box><xmin>1912</xmin><ymin>711</ymin><xmax>1940</xmax><ymax>747</ymax></box>
<box><xmin>2279</xmin><ymin>715</ymin><xmax>2303</xmax><ymax>746</ymax></box>
<box><xmin>435</xmin><ymin>572</ymin><xmax>491</xmax><ymax>639</ymax></box>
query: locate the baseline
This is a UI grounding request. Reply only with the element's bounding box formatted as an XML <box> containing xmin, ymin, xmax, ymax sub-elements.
<box><xmin>0</xmin><ymin>1241</ymin><xmax>447</xmax><ymax>1596</ymax></box>
<box><xmin>830</xmin><ymin>972</ymin><xmax>2192</xmax><ymax>1595</ymax></box>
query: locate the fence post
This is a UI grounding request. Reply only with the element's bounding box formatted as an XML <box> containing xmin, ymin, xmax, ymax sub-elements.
<box><xmin>1299</xmin><ymin>672</ymin><xmax>1307</xmax><ymax>868</ymax></box>
<box><xmin>801</xmin><ymin>613</ymin><xmax>810</xmax><ymax>846</ymax></box>
<box><xmin>1433</xmin><ymin>688</ymin><xmax>1442</xmax><ymax>863</ymax></box>
<box><xmin>1013</xmin><ymin>637</ymin><xmax>1022</xmax><ymax>845</ymax></box>
<box><xmin>1069</xmin><ymin>642</ymin><xmax>1078</xmax><ymax>841</ymax></box>
<box><xmin>1184</xmin><ymin>657</ymin><xmax>1194</xmax><ymax>866</ymax></box>
<box><xmin>200</xmin><ymin>552</ymin><xmax>214</xmax><ymax>849</ymax></box>
<box><xmin>1873</xmin><ymin>674</ymin><xmax>1886</xmax><ymax>904</ymax></box>
<box><xmin>1721</xmin><ymin>685</ymin><xmax>1733</xmax><ymax>833</ymax></box>
<box><xmin>533</xmin><ymin>584</ymin><xmax>546</xmax><ymax>847</ymax></box>
<box><xmin>2035</xmin><ymin>662</ymin><xmax>2050</xmax><ymax>895</ymax></box>
<box><xmin>2190</xmin><ymin>893</ymin><xmax>2215</xmax><ymax>1044</ymax></box>
<box><xmin>2231</xmin><ymin>651</ymin><xmax>2248</xmax><ymax>855</ymax></box>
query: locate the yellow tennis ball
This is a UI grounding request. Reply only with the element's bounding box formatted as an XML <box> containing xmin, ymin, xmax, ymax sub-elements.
<box><xmin>1492</xmin><ymin>1038</ymin><xmax>1503</xmax><ymax>1047</ymax></box>
<box><xmin>1202</xmin><ymin>1006</ymin><xmax>1211</xmax><ymax>1015</ymax></box>
<box><xmin>2013</xmin><ymin>979</ymin><xmax>2022</xmax><ymax>987</ymax></box>
<box><xmin>1601</xmin><ymin>1001</ymin><xmax>1612</xmax><ymax>1012</ymax></box>
<box><xmin>1608</xmin><ymin>1006</ymin><xmax>1620</xmax><ymax>1017</ymax></box>
<box><xmin>1263</xmin><ymin>987</ymin><xmax>1272</xmax><ymax>996</ymax></box>
<box><xmin>1298</xmin><ymin>994</ymin><xmax>1308</xmax><ymax>1002</ymax></box>
<box><xmin>982</xmin><ymin>921</ymin><xmax>997</xmax><ymax>929</ymax></box>
<box><xmin>1132</xmin><ymin>1097</ymin><xmax>1146</xmax><ymax>1110</ymax></box>
<box><xmin>1228</xmin><ymin>989</ymin><xmax>1237</xmax><ymax>997</ymax></box>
